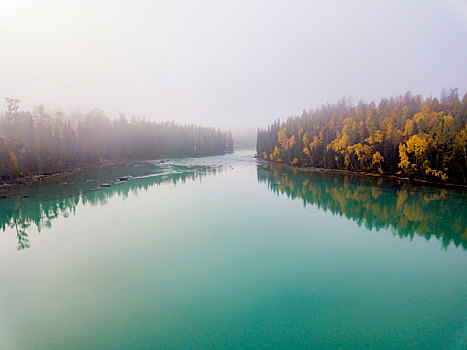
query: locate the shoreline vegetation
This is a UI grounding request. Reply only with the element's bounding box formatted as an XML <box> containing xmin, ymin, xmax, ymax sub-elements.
<box><xmin>0</xmin><ymin>159</ymin><xmax>129</xmax><ymax>194</ymax></box>
<box><xmin>257</xmin><ymin>89</ymin><xmax>467</xmax><ymax>186</ymax></box>
<box><xmin>259</xmin><ymin>159</ymin><xmax>467</xmax><ymax>189</ymax></box>
<box><xmin>0</xmin><ymin>99</ymin><xmax>234</xmax><ymax>188</ymax></box>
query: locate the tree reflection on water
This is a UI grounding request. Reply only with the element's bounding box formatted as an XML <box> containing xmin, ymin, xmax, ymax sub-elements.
<box><xmin>257</xmin><ymin>163</ymin><xmax>466</xmax><ymax>250</ymax></box>
<box><xmin>0</xmin><ymin>162</ymin><xmax>222</xmax><ymax>250</ymax></box>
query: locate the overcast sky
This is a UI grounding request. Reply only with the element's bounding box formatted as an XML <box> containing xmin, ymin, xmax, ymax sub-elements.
<box><xmin>1</xmin><ymin>0</ymin><xmax>466</xmax><ymax>129</ymax></box>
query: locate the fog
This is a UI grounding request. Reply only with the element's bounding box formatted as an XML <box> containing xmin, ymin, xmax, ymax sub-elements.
<box><xmin>1</xmin><ymin>0</ymin><xmax>466</xmax><ymax>130</ymax></box>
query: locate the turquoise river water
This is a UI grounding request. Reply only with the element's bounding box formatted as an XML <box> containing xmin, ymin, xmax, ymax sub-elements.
<box><xmin>0</xmin><ymin>150</ymin><xmax>466</xmax><ymax>349</ymax></box>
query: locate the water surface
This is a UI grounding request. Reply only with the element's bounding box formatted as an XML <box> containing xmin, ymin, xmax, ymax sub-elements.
<box><xmin>0</xmin><ymin>150</ymin><xmax>466</xmax><ymax>349</ymax></box>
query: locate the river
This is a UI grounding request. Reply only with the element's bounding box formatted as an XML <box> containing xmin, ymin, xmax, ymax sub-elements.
<box><xmin>0</xmin><ymin>150</ymin><xmax>466</xmax><ymax>349</ymax></box>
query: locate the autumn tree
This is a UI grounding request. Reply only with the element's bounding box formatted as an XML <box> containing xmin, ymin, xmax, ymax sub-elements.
<box><xmin>257</xmin><ymin>90</ymin><xmax>466</xmax><ymax>184</ymax></box>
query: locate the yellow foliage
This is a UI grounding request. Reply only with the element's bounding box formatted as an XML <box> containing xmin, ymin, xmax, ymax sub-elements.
<box><xmin>413</xmin><ymin>112</ymin><xmax>424</xmax><ymax>123</ymax></box>
<box><xmin>257</xmin><ymin>93</ymin><xmax>465</xmax><ymax>183</ymax></box>
<box><xmin>365</xmin><ymin>130</ymin><xmax>384</xmax><ymax>145</ymax></box>
<box><xmin>310</xmin><ymin>135</ymin><xmax>319</xmax><ymax>151</ymax></box>
<box><xmin>291</xmin><ymin>157</ymin><xmax>299</xmax><ymax>165</ymax></box>
<box><xmin>406</xmin><ymin>134</ymin><xmax>428</xmax><ymax>157</ymax></box>
<box><xmin>277</xmin><ymin>128</ymin><xmax>289</xmax><ymax>150</ymax></box>
<box><xmin>398</xmin><ymin>144</ymin><xmax>415</xmax><ymax>174</ymax></box>
<box><xmin>270</xmin><ymin>146</ymin><xmax>281</xmax><ymax>161</ymax></box>
<box><xmin>424</xmin><ymin>163</ymin><xmax>448</xmax><ymax>181</ymax></box>
<box><xmin>9</xmin><ymin>151</ymin><xmax>18</xmax><ymax>169</ymax></box>
<box><xmin>344</xmin><ymin>154</ymin><xmax>350</xmax><ymax>168</ymax></box>
<box><xmin>372</xmin><ymin>151</ymin><xmax>384</xmax><ymax>166</ymax></box>
<box><xmin>404</xmin><ymin>120</ymin><xmax>416</xmax><ymax>136</ymax></box>
<box><xmin>327</xmin><ymin>134</ymin><xmax>350</xmax><ymax>153</ymax></box>
<box><xmin>454</xmin><ymin>127</ymin><xmax>467</xmax><ymax>150</ymax></box>
<box><xmin>289</xmin><ymin>135</ymin><xmax>296</xmax><ymax>148</ymax></box>
<box><xmin>443</xmin><ymin>114</ymin><xmax>453</xmax><ymax>124</ymax></box>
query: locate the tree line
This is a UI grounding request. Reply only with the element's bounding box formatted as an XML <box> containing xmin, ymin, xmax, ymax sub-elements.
<box><xmin>258</xmin><ymin>164</ymin><xmax>467</xmax><ymax>250</ymax></box>
<box><xmin>257</xmin><ymin>89</ymin><xmax>467</xmax><ymax>184</ymax></box>
<box><xmin>0</xmin><ymin>99</ymin><xmax>234</xmax><ymax>180</ymax></box>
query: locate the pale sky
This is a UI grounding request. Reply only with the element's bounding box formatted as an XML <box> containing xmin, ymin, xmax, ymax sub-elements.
<box><xmin>1</xmin><ymin>0</ymin><xmax>466</xmax><ymax>129</ymax></box>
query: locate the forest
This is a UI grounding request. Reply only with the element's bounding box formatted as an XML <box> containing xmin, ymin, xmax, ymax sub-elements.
<box><xmin>257</xmin><ymin>89</ymin><xmax>467</xmax><ymax>184</ymax></box>
<box><xmin>0</xmin><ymin>99</ymin><xmax>234</xmax><ymax>180</ymax></box>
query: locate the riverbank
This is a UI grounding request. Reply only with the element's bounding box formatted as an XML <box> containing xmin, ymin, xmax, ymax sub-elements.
<box><xmin>0</xmin><ymin>157</ymin><xmax>151</xmax><ymax>195</ymax></box>
<box><xmin>0</xmin><ymin>163</ymin><xmax>106</xmax><ymax>195</ymax></box>
<box><xmin>260</xmin><ymin>160</ymin><xmax>467</xmax><ymax>190</ymax></box>
<box><xmin>0</xmin><ymin>151</ymin><xmax>234</xmax><ymax>195</ymax></box>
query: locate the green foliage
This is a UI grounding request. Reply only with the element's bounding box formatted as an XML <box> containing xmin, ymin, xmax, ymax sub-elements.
<box><xmin>257</xmin><ymin>90</ymin><xmax>467</xmax><ymax>184</ymax></box>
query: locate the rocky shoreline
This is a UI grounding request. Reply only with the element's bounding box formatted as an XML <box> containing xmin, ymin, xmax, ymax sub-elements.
<box><xmin>0</xmin><ymin>166</ymin><xmax>93</xmax><ymax>195</ymax></box>
<box><xmin>0</xmin><ymin>159</ymin><xmax>130</xmax><ymax>195</ymax></box>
